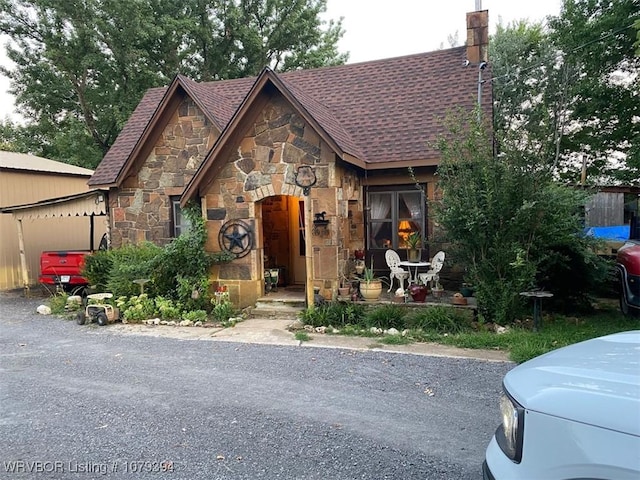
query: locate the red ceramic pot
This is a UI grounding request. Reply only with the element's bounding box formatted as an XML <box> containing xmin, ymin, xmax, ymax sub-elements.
<box><xmin>409</xmin><ymin>284</ymin><xmax>429</xmax><ymax>303</ymax></box>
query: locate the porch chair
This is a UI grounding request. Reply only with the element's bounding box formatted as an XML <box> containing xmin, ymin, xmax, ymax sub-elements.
<box><xmin>385</xmin><ymin>249</ymin><xmax>410</xmax><ymax>293</ymax></box>
<box><xmin>418</xmin><ymin>251</ymin><xmax>446</xmax><ymax>288</ymax></box>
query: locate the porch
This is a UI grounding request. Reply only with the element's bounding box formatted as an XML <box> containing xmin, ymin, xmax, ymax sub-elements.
<box><xmin>249</xmin><ymin>285</ymin><xmax>478</xmax><ymax>319</ymax></box>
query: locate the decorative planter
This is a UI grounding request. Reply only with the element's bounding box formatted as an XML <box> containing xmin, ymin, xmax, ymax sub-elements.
<box><xmin>460</xmin><ymin>286</ymin><xmax>474</xmax><ymax>297</ymax></box>
<box><xmin>409</xmin><ymin>284</ymin><xmax>429</xmax><ymax>303</ymax></box>
<box><xmin>432</xmin><ymin>288</ymin><xmax>445</xmax><ymax>298</ymax></box>
<box><xmin>407</xmin><ymin>248</ymin><xmax>421</xmax><ymax>262</ymax></box>
<box><xmin>338</xmin><ymin>287</ymin><xmax>351</xmax><ymax>297</ymax></box>
<box><xmin>360</xmin><ymin>280</ymin><xmax>382</xmax><ymax>302</ymax></box>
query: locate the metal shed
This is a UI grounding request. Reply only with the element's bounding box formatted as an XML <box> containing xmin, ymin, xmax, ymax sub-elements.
<box><xmin>0</xmin><ymin>189</ymin><xmax>109</xmax><ymax>292</ymax></box>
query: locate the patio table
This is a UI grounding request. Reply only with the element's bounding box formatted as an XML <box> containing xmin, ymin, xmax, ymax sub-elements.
<box><xmin>399</xmin><ymin>261</ymin><xmax>430</xmax><ymax>285</ymax></box>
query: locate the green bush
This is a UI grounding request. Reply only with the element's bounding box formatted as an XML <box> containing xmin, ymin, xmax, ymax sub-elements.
<box><xmin>106</xmin><ymin>242</ymin><xmax>162</xmax><ymax>297</ymax></box>
<box><xmin>155</xmin><ymin>296</ymin><xmax>182</xmax><ymax>320</ymax></box>
<box><xmin>182</xmin><ymin>310</ymin><xmax>208</xmax><ymax>322</ymax></box>
<box><xmin>298</xmin><ymin>302</ymin><xmax>366</xmax><ymax>328</ymax></box>
<box><xmin>404</xmin><ymin>306</ymin><xmax>472</xmax><ymax>334</ymax></box>
<box><xmin>364</xmin><ymin>304</ymin><xmax>407</xmax><ymax>330</ymax></box>
<box><xmin>211</xmin><ymin>297</ymin><xmax>237</xmax><ymax>323</ymax></box>
<box><xmin>152</xmin><ymin>203</ymin><xmax>217</xmax><ymax>307</ymax></box>
<box><xmin>434</xmin><ymin>111</ymin><xmax>608</xmax><ymax>324</ymax></box>
<box><xmin>82</xmin><ymin>250</ymin><xmax>113</xmax><ymax>291</ymax></box>
<box><xmin>118</xmin><ymin>294</ymin><xmax>157</xmax><ymax>323</ymax></box>
<box><xmin>48</xmin><ymin>292</ymin><xmax>69</xmax><ymax>315</ymax></box>
<box><xmin>82</xmin><ymin>202</ymin><xmax>233</xmax><ymax>306</ymax></box>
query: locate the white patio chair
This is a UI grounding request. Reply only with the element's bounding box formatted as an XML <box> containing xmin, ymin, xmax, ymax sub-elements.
<box><xmin>385</xmin><ymin>249</ymin><xmax>410</xmax><ymax>293</ymax></box>
<box><xmin>418</xmin><ymin>251</ymin><xmax>445</xmax><ymax>288</ymax></box>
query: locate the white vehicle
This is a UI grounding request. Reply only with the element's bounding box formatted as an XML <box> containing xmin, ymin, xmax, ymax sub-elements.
<box><xmin>483</xmin><ymin>331</ymin><xmax>640</xmax><ymax>480</ymax></box>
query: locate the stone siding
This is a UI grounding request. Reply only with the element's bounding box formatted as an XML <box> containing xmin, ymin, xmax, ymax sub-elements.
<box><xmin>204</xmin><ymin>92</ymin><xmax>364</xmax><ymax>308</ymax></box>
<box><xmin>110</xmin><ymin>98</ymin><xmax>216</xmax><ymax>247</ymax></box>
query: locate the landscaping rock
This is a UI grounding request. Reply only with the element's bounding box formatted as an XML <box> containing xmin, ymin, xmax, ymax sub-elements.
<box><xmin>287</xmin><ymin>319</ymin><xmax>304</xmax><ymax>331</ymax></box>
<box><xmin>179</xmin><ymin>319</ymin><xmax>193</xmax><ymax>327</ymax></box>
<box><xmin>36</xmin><ymin>305</ymin><xmax>51</xmax><ymax>315</ymax></box>
<box><xmin>386</xmin><ymin>328</ymin><xmax>400</xmax><ymax>336</ymax></box>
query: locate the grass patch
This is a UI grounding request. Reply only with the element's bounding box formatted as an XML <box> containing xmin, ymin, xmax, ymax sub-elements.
<box><xmin>299</xmin><ymin>299</ymin><xmax>640</xmax><ymax>363</ymax></box>
<box><xmin>294</xmin><ymin>331</ymin><xmax>311</xmax><ymax>342</ymax></box>
<box><xmin>412</xmin><ymin>301</ymin><xmax>640</xmax><ymax>363</ymax></box>
<box><xmin>378</xmin><ymin>334</ymin><xmax>412</xmax><ymax>345</ymax></box>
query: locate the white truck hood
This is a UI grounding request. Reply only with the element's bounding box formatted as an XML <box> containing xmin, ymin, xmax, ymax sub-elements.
<box><xmin>504</xmin><ymin>331</ymin><xmax>640</xmax><ymax>436</ymax></box>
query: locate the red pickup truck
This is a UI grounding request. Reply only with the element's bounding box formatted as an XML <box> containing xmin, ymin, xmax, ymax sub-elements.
<box><xmin>39</xmin><ymin>250</ymin><xmax>90</xmax><ymax>294</ymax></box>
<box><xmin>616</xmin><ymin>217</ymin><xmax>640</xmax><ymax>316</ymax></box>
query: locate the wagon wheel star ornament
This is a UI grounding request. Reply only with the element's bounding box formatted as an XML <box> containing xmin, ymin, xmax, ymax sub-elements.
<box><xmin>219</xmin><ymin>220</ymin><xmax>253</xmax><ymax>258</ymax></box>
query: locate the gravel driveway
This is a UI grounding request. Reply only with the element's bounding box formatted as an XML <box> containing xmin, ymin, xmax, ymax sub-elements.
<box><xmin>0</xmin><ymin>292</ymin><xmax>513</xmax><ymax>479</ymax></box>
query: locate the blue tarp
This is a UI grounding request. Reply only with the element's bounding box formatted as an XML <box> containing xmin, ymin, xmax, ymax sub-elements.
<box><xmin>584</xmin><ymin>225</ymin><xmax>630</xmax><ymax>241</ymax></box>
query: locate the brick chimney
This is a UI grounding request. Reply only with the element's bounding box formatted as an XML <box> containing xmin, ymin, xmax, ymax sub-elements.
<box><xmin>466</xmin><ymin>10</ymin><xmax>489</xmax><ymax>64</ymax></box>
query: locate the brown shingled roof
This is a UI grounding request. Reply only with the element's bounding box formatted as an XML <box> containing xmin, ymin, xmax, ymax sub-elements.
<box><xmin>89</xmin><ymin>47</ymin><xmax>491</xmax><ymax>187</ymax></box>
<box><xmin>88</xmin><ymin>87</ymin><xmax>166</xmax><ymax>186</ymax></box>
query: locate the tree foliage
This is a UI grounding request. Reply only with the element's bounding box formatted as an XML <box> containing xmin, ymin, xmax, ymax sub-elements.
<box><xmin>491</xmin><ymin>0</ymin><xmax>640</xmax><ymax>183</ymax></box>
<box><xmin>434</xmin><ymin>111</ymin><xmax>608</xmax><ymax>324</ymax></box>
<box><xmin>0</xmin><ymin>0</ymin><xmax>346</xmax><ymax>167</ymax></box>
<box><xmin>550</xmin><ymin>0</ymin><xmax>640</xmax><ymax>183</ymax></box>
<box><xmin>490</xmin><ymin>20</ymin><xmax>570</xmax><ymax>174</ymax></box>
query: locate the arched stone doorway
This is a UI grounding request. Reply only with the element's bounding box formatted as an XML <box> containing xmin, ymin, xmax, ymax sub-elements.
<box><xmin>260</xmin><ymin>194</ymin><xmax>306</xmax><ymax>289</ymax></box>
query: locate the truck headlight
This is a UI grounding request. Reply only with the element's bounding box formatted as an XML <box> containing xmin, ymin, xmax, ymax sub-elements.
<box><xmin>496</xmin><ymin>391</ymin><xmax>524</xmax><ymax>463</ymax></box>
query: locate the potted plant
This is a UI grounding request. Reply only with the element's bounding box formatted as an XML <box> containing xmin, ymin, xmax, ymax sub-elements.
<box><xmin>359</xmin><ymin>261</ymin><xmax>382</xmax><ymax>302</ymax></box>
<box><xmin>405</xmin><ymin>231</ymin><xmax>422</xmax><ymax>262</ymax></box>
<box><xmin>408</xmin><ymin>277</ymin><xmax>429</xmax><ymax>303</ymax></box>
<box><xmin>432</xmin><ymin>281</ymin><xmax>445</xmax><ymax>298</ymax></box>
<box><xmin>460</xmin><ymin>283</ymin><xmax>475</xmax><ymax>297</ymax></box>
<box><xmin>338</xmin><ymin>274</ymin><xmax>352</xmax><ymax>298</ymax></box>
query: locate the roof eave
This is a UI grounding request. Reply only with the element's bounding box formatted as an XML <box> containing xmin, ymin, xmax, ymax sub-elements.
<box><xmin>363</xmin><ymin>158</ymin><xmax>441</xmax><ymax>170</ymax></box>
<box><xmin>113</xmin><ymin>75</ymin><xmax>220</xmax><ymax>188</ymax></box>
<box><xmin>182</xmin><ymin>68</ymin><xmax>351</xmax><ymax>205</ymax></box>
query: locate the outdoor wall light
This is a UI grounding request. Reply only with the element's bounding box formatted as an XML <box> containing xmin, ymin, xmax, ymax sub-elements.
<box><xmin>295</xmin><ymin>165</ymin><xmax>316</xmax><ymax>196</ymax></box>
<box><xmin>312</xmin><ymin>211</ymin><xmax>330</xmax><ymax>236</ymax></box>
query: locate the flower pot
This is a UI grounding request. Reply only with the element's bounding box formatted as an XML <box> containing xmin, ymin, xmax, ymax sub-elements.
<box><xmin>407</xmin><ymin>248</ymin><xmax>421</xmax><ymax>262</ymax></box>
<box><xmin>360</xmin><ymin>280</ymin><xmax>382</xmax><ymax>302</ymax></box>
<box><xmin>460</xmin><ymin>286</ymin><xmax>474</xmax><ymax>297</ymax></box>
<box><xmin>409</xmin><ymin>284</ymin><xmax>429</xmax><ymax>303</ymax></box>
<box><xmin>338</xmin><ymin>287</ymin><xmax>350</xmax><ymax>297</ymax></box>
<box><xmin>432</xmin><ymin>288</ymin><xmax>445</xmax><ymax>298</ymax></box>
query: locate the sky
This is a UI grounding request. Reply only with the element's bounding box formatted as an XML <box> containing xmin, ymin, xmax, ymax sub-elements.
<box><xmin>0</xmin><ymin>0</ymin><xmax>563</xmax><ymax>121</ymax></box>
<box><xmin>323</xmin><ymin>0</ymin><xmax>563</xmax><ymax>63</ymax></box>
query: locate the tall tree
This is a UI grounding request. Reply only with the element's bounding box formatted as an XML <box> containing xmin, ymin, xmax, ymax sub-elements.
<box><xmin>549</xmin><ymin>0</ymin><xmax>640</xmax><ymax>183</ymax></box>
<box><xmin>0</xmin><ymin>0</ymin><xmax>346</xmax><ymax>168</ymax></box>
<box><xmin>491</xmin><ymin>1</ymin><xmax>640</xmax><ymax>184</ymax></box>
<box><xmin>491</xmin><ymin>20</ymin><xmax>570</xmax><ymax>174</ymax></box>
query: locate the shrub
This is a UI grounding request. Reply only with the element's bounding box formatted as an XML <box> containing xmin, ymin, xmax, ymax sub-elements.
<box><xmin>182</xmin><ymin>310</ymin><xmax>208</xmax><ymax>322</ymax></box>
<box><xmin>298</xmin><ymin>302</ymin><xmax>366</xmax><ymax>328</ymax></box>
<box><xmin>118</xmin><ymin>294</ymin><xmax>157</xmax><ymax>323</ymax></box>
<box><xmin>105</xmin><ymin>242</ymin><xmax>163</xmax><ymax>297</ymax></box>
<box><xmin>82</xmin><ymin>250</ymin><xmax>113</xmax><ymax>291</ymax></box>
<box><xmin>364</xmin><ymin>304</ymin><xmax>407</xmax><ymax>330</ymax></box>
<box><xmin>155</xmin><ymin>296</ymin><xmax>182</xmax><ymax>320</ymax></box>
<box><xmin>211</xmin><ymin>297</ymin><xmax>237</xmax><ymax>323</ymax></box>
<box><xmin>405</xmin><ymin>306</ymin><xmax>472</xmax><ymax>334</ymax></box>
<box><xmin>434</xmin><ymin>111</ymin><xmax>608</xmax><ymax>324</ymax></box>
<box><xmin>152</xmin><ymin>203</ymin><xmax>220</xmax><ymax>307</ymax></box>
<box><xmin>48</xmin><ymin>292</ymin><xmax>69</xmax><ymax>315</ymax></box>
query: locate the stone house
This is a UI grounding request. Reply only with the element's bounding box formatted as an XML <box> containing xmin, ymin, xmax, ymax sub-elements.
<box><xmin>88</xmin><ymin>11</ymin><xmax>491</xmax><ymax>309</ymax></box>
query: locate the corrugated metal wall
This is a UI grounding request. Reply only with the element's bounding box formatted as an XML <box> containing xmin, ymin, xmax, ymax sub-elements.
<box><xmin>0</xmin><ymin>170</ymin><xmax>106</xmax><ymax>290</ymax></box>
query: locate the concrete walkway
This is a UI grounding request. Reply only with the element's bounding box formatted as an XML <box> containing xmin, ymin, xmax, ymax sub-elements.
<box><xmin>109</xmin><ymin>317</ymin><xmax>512</xmax><ymax>363</ymax></box>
